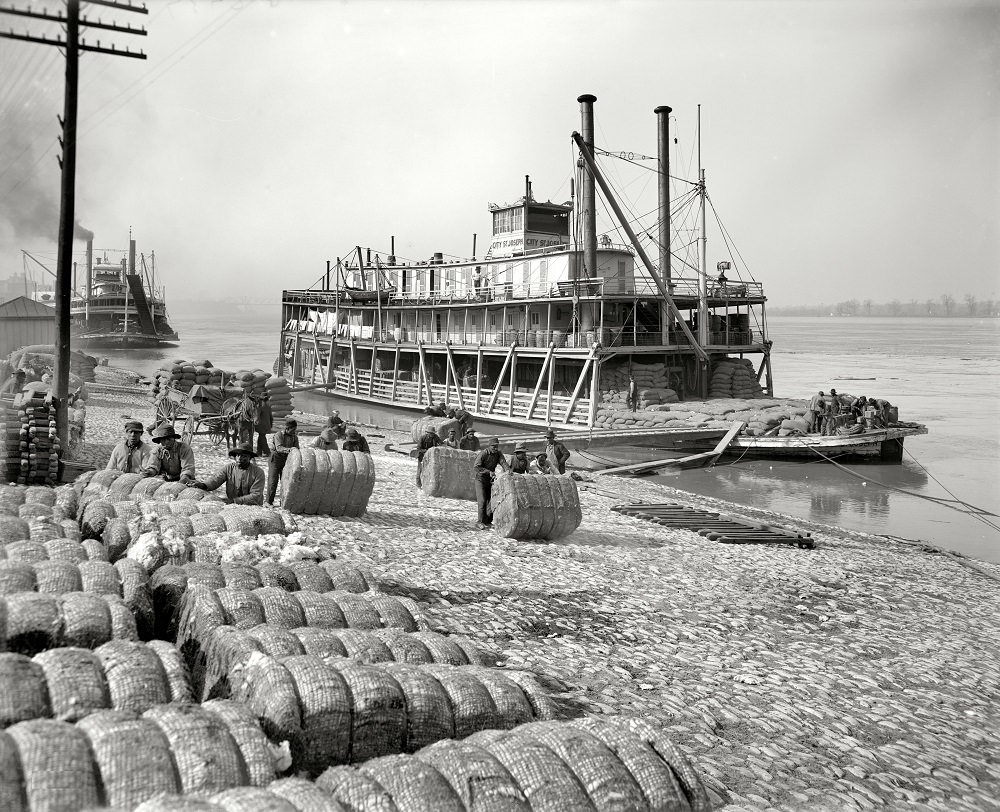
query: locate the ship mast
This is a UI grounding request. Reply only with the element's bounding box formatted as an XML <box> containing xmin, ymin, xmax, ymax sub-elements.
<box><xmin>697</xmin><ymin>104</ymin><xmax>709</xmax><ymax>350</ymax></box>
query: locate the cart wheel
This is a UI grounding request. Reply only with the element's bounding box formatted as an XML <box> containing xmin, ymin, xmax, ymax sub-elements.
<box><xmin>182</xmin><ymin>415</ymin><xmax>195</xmax><ymax>447</ymax></box>
<box><xmin>210</xmin><ymin>420</ymin><xmax>227</xmax><ymax>447</ymax></box>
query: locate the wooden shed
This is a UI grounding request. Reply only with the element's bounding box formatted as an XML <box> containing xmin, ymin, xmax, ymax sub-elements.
<box><xmin>0</xmin><ymin>296</ymin><xmax>56</xmax><ymax>359</ymax></box>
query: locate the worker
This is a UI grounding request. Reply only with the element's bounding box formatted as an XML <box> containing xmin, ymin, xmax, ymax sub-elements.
<box><xmin>808</xmin><ymin>391</ymin><xmax>826</xmax><ymax>412</ymax></box>
<box><xmin>852</xmin><ymin>395</ymin><xmax>868</xmax><ymax>419</ymax></box>
<box><xmin>544</xmin><ymin>429</ymin><xmax>571</xmax><ymax>474</ymax></box>
<box><xmin>472</xmin><ymin>436</ymin><xmax>509</xmax><ymax>529</ymax></box>
<box><xmin>327</xmin><ymin>410</ymin><xmax>346</xmax><ymax>439</ymax></box>
<box><xmin>142</xmin><ymin>424</ymin><xmax>196</xmax><ymax>484</ymax></box>
<box><xmin>428</xmin><ymin>401</ymin><xmax>447</xmax><ymax>418</ymax></box>
<box><xmin>254</xmin><ymin>392</ymin><xmax>273</xmax><ymax>458</ymax></box>
<box><xmin>627</xmin><ymin>375</ymin><xmax>638</xmax><ymax>412</ymax></box>
<box><xmin>342</xmin><ymin>427</ymin><xmax>370</xmax><ymax>453</ymax></box>
<box><xmin>415</xmin><ymin>424</ymin><xmax>442</xmax><ymax>486</ymax></box>
<box><xmin>533</xmin><ymin>452</ymin><xmax>553</xmax><ymax>474</ymax></box>
<box><xmin>447</xmin><ymin>406</ymin><xmax>474</xmax><ymax>433</ymax></box>
<box><xmin>105</xmin><ymin>420</ymin><xmax>151</xmax><ymax>474</ymax></box>
<box><xmin>828</xmin><ymin>388</ymin><xmax>842</xmax><ymax>415</ymax></box>
<box><xmin>266</xmin><ymin>417</ymin><xmax>300</xmax><ymax>506</ymax></box>
<box><xmin>0</xmin><ymin>368</ymin><xmax>26</xmax><ymax>396</ymax></box>
<box><xmin>509</xmin><ymin>442</ymin><xmax>531</xmax><ymax>473</ymax></box>
<box><xmin>192</xmin><ymin>442</ymin><xmax>265</xmax><ymax>505</ymax></box>
<box><xmin>312</xmin><ymin>428</ymin><xmax>338</xmax><ymax>450</ymax></box>
<box><xmin>443</xmin><ymin>428</ymin><xmax>460</xmax><ymax>449</ymax></box>
<box><xmin>460</xmin><ymin>429</ymin><xmax>481</xmax><ymax>452</ymax></box>
<box><xmin>806</xmin><ymin>398</ymin><xmax>825</xmax><ymax>434</ymax></box>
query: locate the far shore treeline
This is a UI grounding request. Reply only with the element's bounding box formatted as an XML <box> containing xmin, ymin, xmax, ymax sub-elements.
<box><xmin>771</xmin><ymin>293</ymin><xmax>999</xmax><ymax>318</ymax></box>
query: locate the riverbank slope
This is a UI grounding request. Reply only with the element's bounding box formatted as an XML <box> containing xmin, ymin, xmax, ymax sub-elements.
<box><xmin>76</xmin><ymin>375</ymin><xmax>1000</xmax><ymax>811</ymax></box>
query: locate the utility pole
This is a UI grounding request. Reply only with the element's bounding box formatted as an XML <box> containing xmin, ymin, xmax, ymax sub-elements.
<box><xmin>0</xmin><ymin>0</ymin><xmax>147</xmax><ymax>453</ymax></box>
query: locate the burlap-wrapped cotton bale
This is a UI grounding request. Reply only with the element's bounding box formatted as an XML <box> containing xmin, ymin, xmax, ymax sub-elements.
<box><xmin>82</xmin><ymin>499</ymin><xmax>116</xmax><ymax>540</ymax></box>
<box><xmin>0</xmin><ymin>515</ymin><xmax>30</xmax><ymax>544</ymax></box>
<box><xmin>283</xmin><ymin>449</ymin><xmax>374</xmax><ymax>517</ymax></box>
<box><xmin>490</xmin><ymin>473</ymin><xmax>582</xmax><ymax>540</ymax></box>
<box><xmin>410</xmin><ymin>416</ymin><xmax>461</xmax><ymax>444</ymax></box>
<box><xmin>131</xmin><ymin>477</ymin><xmax>167</xmax><ymax>500</ymax></box>
<box><xmin>6</xmin><ymin>719</ymin><xmax>103</xmax><ymax>809</ymax></box>
<box><xmin>419</xmin><ymin>446</ymin><xmax>477</xmax><ymax>501</ymax></box>
<box><xmin>220</xmin><ymin>506</ymin><xmax>285</xmax><ymax>537</ymax></box>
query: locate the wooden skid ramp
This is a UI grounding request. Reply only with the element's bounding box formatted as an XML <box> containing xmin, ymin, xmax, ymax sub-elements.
<box><xmin>612</xmin><ymin>502</ymin><xmax>816</xmax><ymax>548</ymax></box>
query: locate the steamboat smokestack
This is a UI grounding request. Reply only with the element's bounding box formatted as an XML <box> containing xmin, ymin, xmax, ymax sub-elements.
<box><xmin>577</xmin><ymin>94</ymin><xmax>598</xmax><ymax>280</ymax></box>
<box><xmin>655</xmin><ymin>105</ymin><xmax>673</xmax><ymax>345</ymax></box>
<box><xmin>129</xmin><ymin>239</ymin><xmax>136</xmax><ymax>274</ymax></box>
<box><xmin>86</xmin><ymin>238</ymin><xmax>93</xmax><ymax>300</ymax></box>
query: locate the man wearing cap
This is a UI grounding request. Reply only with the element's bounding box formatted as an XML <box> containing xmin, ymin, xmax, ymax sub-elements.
<box><xmin>142</xmin><ymin>424</ymin><xmax>197</xmax><ymax>484</ymax></box>
<box><xmin>266</xmin><ymin>417</ymin><xmax>300</xmax><ymax>506</ymax></box>
<box><xmin>443</xmin><ymin>427</ymin><xmax>460</xmax><ymax>449</ymax></box>
<box><xmin>342</xmin><ymin>427</ymin><xmax>370</xmax><ymax>454</ymax></box>
<box><xmin>415</xmin><ymin>423</ymin><xmax>442</xmax><ymax>487</ymax></box>
<box><xmin>459</xmin><ymin>429</ymin><xmax>480</xmax><ymax>452</ymax></box>
<box><xmin>544</xmin><ymin>429</ymin><xmax>571</xmax><ymax>474</ymax></box>
<box><xmin>254</xmin><ymin>392</ymin><xmax>273</xmax><ymax>458</ymax></box>
<box><xmin>312</xmin><ymin>428</ymin><xmax>338</xmax><ymax>450</ymax></box>
<box><xmin>193</xmin><ymin>442</ymin><xmax>265</xmax><ymax>505</ymax></box>
<box><xmin>327</xmin><ymin>410</ymin><xmax>346</xmax><ymax>440</ymax></box>
<box><xmin>532</xmin><ymin>452</ymin><xmax>553</xmax><ymax>474</ymax></box>
<box><xmin>105</xmin><ymin>420</ymin><xmax>152</xmax><ymax>473</ymax></box>
<box><xmin>509</xmin><ymin>442</ymin><xmax>531</xmax><ymax>474</ymax></box>
<box><xmin>0</xmin><ymin>368</ymin><xmax>26</xmax><ymax>396</ymax></box>
<box><xmin>472</xmin><ymin>436</ymin><xmax>510</xmax><ymax>529</ymax></box>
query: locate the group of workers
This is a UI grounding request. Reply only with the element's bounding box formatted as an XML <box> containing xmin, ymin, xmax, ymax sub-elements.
<box><xmin>105</xmin><ymin>410</ymin><xmax>373</xmax><ymax>507</ymax></box>
<box><xmin>805</xmin><ymin>389</ymin><xmax>895</xmax><ymax>435</ymax></box>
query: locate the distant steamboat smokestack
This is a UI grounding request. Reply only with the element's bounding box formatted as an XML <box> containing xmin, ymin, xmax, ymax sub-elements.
<box><xmin>86</xmin><ymin>238</ymin><xmax>93</xmax><ymax>297</ymax></box>
<box><xmin>577</xmin><ymin>94</ymin><xmax>598</xmax><ymax>280</ymax></box>
<box><xmin>129</xmin><ymin>239</ymin><xmax>136</xmax><ymax>274</ymax></box>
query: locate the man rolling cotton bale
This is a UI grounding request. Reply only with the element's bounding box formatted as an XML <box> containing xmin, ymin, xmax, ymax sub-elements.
<box><xmin>472</xmin><ymin>437</ymin><xmax>509</xmax><ymax>530</ymax></box>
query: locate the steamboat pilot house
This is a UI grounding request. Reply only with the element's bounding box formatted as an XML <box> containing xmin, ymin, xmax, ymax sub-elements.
<box><xmin>279</xmin><ymin>97</ymin><xmax>772</xmax><ymax>428</ymax></box>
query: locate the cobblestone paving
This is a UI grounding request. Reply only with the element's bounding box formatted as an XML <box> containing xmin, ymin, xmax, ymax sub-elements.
<box><xmin>78</xmin><ymin>381</ymin><xmax>1000</xmax><ymax>811</ymax></box>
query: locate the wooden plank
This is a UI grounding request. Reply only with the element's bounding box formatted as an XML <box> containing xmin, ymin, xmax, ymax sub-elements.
<box><xmin>562</xmin><ymin>348</ymin><xmax>596</xmax><ymax>424</ymax></box>
<box><xmin>348</xmin><ymin>340</ymin><xmax>358</xmax><ymax>394</ymax></box>
<box><xmin>311</xmin><ymin>332</ymin><xmax>323</xmax><ymax>384</ymax></box>
<box><xmin>508</xmin><ymin>345</ymin><xmax>517</xmax><ymax>418</ymax></box>
<box><xmin>594</xmin><ymin>422</ymin><xmax>746</xmax><ymax>476</ymax></box>
<box><xmin>475</xmin><ymin>346</ymin><xmax>483</xmax><ymax>412</ymax></box>
<box><xmin>416</xmin><ymin>342</ymin><xmax>433</xmax><ymax>406</ymax></box>
<box><xmin>390</xmin><ymin>343</ymin><xmax>400</xmax><ymax>402</ymax></box>
<box><xmin>368</xmin><ymin>346</ymin><xmax>377</xmax><ymax>397</ymax></box>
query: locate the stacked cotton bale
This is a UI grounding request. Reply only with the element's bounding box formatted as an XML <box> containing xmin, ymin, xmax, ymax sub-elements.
<box><xmin>0</xmin><ymin>639</ymin><xmax>191</xmax><ymax>726</ymax></box>
<box><xmin>149</xmin><ymin>559</ymin><xmax>376</xmax><ymax>640</ymax></box>
<box><xmin>200</xmin><ymin>624</ymin><xmax>491</xmax><ymax>702</ymax></box>
<box><xmin>490</xmin><ymin>473</ymin><xmax>582</xmax><ymax>540</ymax></box>
<box><xmin>150</xmin><ymin>359</ymin><xmax>225</xmax><ymax>395</ymax></box>
<box><xmin>7</xmin><ymin>345</ymin><xmax>97</xmax><ymax>383</ymax></box>
<box><xmin>600</xmin><ymin>361</ymin><xmax>679</xmax><ymax>410</ymax></box>
<box><xmin>233</xmin><ymin>653</ymin><xmax>556</xmax><ymax>776</ymax></box>
<box><xmin>281</xmin><ymin>448</ymin><xmax>375</xmax><ymax>517</ymax></box>
<box><xmin>420</xmin><ymin>446</ymin><xmax>477</xmax><ymax>501</ymax></box>
<box><xmin>233</xmin><ymin>368</ymin><xmax>270</xmax><ymax>397</ymax></box>
<box><xmin>265</xmin><ymin>375</ymin><xmax>294</xmax><ymax>420</ymax></box>
<box><xmin>0</xmin><ymin>591</ymin><xmax>139</xmax><ymax>654</ymax></box>
<box><xmin>0</xmin><ymin>700</ymin><xmax>282</xmax><ymax>809</ymax></box>
<box><xmin>2</xmin><ymin>390</ymin><xmax>60</xmax><ymax>485</ymax></box>
<box><xmin>710</xmin><ymin>356</ymin><xmax>765</xmax><ymax>398</ymax></box>
<box><xmin>410</xmin><ymin>416</ymin><xmax>462</xmax><ymax>443</ymax></box>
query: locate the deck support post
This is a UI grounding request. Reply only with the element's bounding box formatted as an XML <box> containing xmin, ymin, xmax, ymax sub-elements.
<box><xmin>526</xmin><ymin>344</ymin><xmax>555</xmax><ymax>420</ymax></box>
<box><xmin>444</xmin><ymin>343</ymin><xmax>465</xmax><ymax>410</ymax></box>
<box><xmin>546</xmin><ymin>352</ymin><xmax>555</xmax><ymax>425</ymax></box>
<box><xmin>487</xmin><ymin>343</ymin><xmax>516</xmax><ymax>413</ymax></box>
<box><xmin>368</xmin><ymin>346</ymin><xmax>377</xmax><ymax>397</ymax></box>
<box><xmin>588</xmin><ymin>355</ymin><xmax>601</xmax><ymax>427</ymax></box>
<box><xmin>325</xmin><ymin>338</ymin><xmax>337</xmax><ymax>384</ymax></box>
<box><xmin>348</xmin><ymin>339</ymin><xmax>358</xmax><ymax>394</ymax></box>
<box><xmin>508</xmin><ymin>345</ymin><xmax>518</xmax><ymax>418</ymax></box>
<box><xmin>390</xmin><ymin>343</ymin><xmax>400</xmax><ymax>402</ymax></box>
<box><xmin>564</xmin><ymin>347</ymin><xmax>597</xmax><ymax>424</ymax></box>
<box><xmin>416</xmin><ymin>341</ymin><xmax>433</xmax><ymax>406</ymax></box>
<box><xmin>475</xmin><ymin>346</ymin><xmax>483</xmax><ymax>412</ymax></box>
<box><xmin>291</xmin><ymin>331</ymin><xmax>302</xmax><ymax>384</ymax></box>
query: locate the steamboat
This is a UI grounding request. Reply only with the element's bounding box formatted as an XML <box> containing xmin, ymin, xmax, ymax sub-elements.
<box><xmin>71</xmin><ymin>236</ymin><xmax>179</xmax><ymax>348</ymax></box>
<box><xmin>278</xmin><ymin>95</ymin><xmax>926</xmax><ymax>461</ymax></box>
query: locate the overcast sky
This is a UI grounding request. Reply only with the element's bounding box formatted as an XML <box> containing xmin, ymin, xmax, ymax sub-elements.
<box><xmin>1</xmin><ymin>0</ymin><xmax>997</xmax><ymax>308</ymax></box>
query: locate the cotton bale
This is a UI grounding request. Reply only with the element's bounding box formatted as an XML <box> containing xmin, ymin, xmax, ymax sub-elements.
<box><xmin>410</xmin><ymin>416</ymin><xmax>461</xmax><ymax>444</ymax></box>
<box><xmin>419</xmin><ymin>446</ymin><xmax>477</xmax><ymax>501</ymax></box>
<box><xmin>490</xmin><ymin>473</ymin><xmax>582</xmax><ymax>540</ymax></box>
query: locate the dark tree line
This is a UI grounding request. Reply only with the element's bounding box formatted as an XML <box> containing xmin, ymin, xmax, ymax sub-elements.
<box><xmin>772</xmin><ymin>294</ymin><xmax>998</xmax><ymax>318</ymax></box>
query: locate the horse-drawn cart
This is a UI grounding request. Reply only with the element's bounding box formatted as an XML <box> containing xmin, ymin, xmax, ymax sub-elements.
<box><xmin>153</xmin><ymin>384</ymin><xmax>262</xmax><ymax>449</ymax></box>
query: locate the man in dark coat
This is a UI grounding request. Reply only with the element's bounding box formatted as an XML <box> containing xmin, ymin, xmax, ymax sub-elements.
<box><xmin>472</xmin><ymin>437</ymin><xmax>509</xmax><ymax>529</ymax></box>
<box><xmin>106</xmin><ymin>420</ymin><xmax>151</xmax><ymax>473</ymax></box>
<box><xmin>627</xmin><ymin>374</ymin><xmax>638</xmax><ymax>412</ymax></box>
<box><xmin>509</xmin><ymin>442</ymin><xmax>531</xmax><ymax>473</ymax></box>
<box><xmin>460</xmin><ymin>429</ymin><xmax>481</xmax><ymax>452</ymax></box>
<box><xmin>266</xmin><ymin>417</ymin><xmax>299</xmax><ymax>506</ymax></box>
<box><xmin>415</xmin><ymin>425</ymin><xmax>442</xmax><ymax>487</ymax></box>
<box><xmin>255</xmin><ymin>393</ymin><xmax>273</xmax><ymax>457</ymax></box>
<box><xmin>544</xmin><ymin>429</ymin><xmax>571</xmax><ymax>474</ymax></box>
<box><xmin>342</xmin><ymin>427</ymin><xmax>370</xmax><ymax>453</ymax></box>
<box><xmin>327</xmin><ymin>410</ymin><xmax>346</xmax><ymax>439</ymax></box>
<box><xmin>142</xmin><ymin>424</ymin><xmax>197</xmax><ymax>484</ymax></box>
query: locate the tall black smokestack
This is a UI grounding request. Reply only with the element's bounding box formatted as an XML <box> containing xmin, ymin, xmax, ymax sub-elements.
<box><xmin>129</xmin><ymin>239</ymin><xmax>136</xmax><ymax>274</ymax></box>
<box><xmin>577</xmin><ymin>94</ymin><xmax>597</xmax><ymax>280</ymax></box>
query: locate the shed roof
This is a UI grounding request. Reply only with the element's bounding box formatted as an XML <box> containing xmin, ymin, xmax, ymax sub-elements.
<box><xmin>0</xmin><ymin>296</ymin><xmax>57</xmax><ymax>318</ymax></box>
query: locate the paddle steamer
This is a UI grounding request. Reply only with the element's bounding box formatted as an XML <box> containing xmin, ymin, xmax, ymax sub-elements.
<box><xmin>278</xmin><ymin>95</ymin><xmax>771</xmax><ymax>430</ymax></box>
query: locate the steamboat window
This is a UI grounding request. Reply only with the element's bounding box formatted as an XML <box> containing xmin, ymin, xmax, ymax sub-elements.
<box><xmin>618</xmin><ymin>260</ymin><xmax>627</xmax><ymax>277</ymax></box>
<box><xmin>490</xmin><ymin>314</ymin><xmax>496</xmax><ymax>328</ymax></box>
<box><xmin>539</xmin><ymin>259</ymin><xmax>548</xmax><ymax>285</ymax></box>
<box><xmin>530</xmin><ymin>312</ymin><xmax>540</xmax><ymax>327</ymax></box>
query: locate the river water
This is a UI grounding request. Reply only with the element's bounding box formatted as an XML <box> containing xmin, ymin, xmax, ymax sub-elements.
<box><xmin>96</xmin><ymin>310</ymin><xmax>1000</xmax><ymax>563</ymax></box>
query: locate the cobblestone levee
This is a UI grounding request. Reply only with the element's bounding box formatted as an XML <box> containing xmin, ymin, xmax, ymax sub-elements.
<box><xmin>77</xmin><ymin>371</ymin><xmax>1000</xmax><ymax>812</ymax></box>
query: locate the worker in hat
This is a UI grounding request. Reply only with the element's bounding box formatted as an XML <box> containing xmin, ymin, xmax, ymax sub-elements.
<box><xmin>342</xmin><ymin>427</ymin><xmax>370</xmax><ymax>454</ymax></box>
<box><xmin>105</xmin><ymin>420</ymin><xmax>152</xmax><ymax>473</ymax></box>
<box><xmin>532</xmin><ymin>451</ymin><xmax>553</xmax><ymax>474</ymax></box>
<box><xmin>428</xmin><ymin>401</ymin><xmax>447</xmax><ymax>418</ymax></box>
<box><xmin>0</xmin><ymin>368</ymin><xmax>26</xmax><ymax>396</ymax></box>
<box><xmin>509</xmin><ymin>441</ymin><xmax>530</xmax><ymax>474</ymax></box>
<box><xmin>193</xmin><ymin>441</ymin><xmax>265</xmax><ymax>505</ymax></box>
<box><xmin>327</xmin><ymin>410</ymin><xmax>346</xmax><ymax>440</ymax></box>
<box><xmin>472</xmin><ymin>436</ymin><xmax>509</xmax><ymax>529</ymax></box>
<box><xmin>254</xmin><ymin>392</ymin><xmax>273</xmax><ymax>458</ymax></box>
<box><xmin>142</xmin><ymin>423</ymin><xmax>197</xmax><ymax>484</ymax></box>
<box><xmin>544</xmin><ymin>428</ymin><xmax>571</xmax><ymax>474</ymax></box>
<box><xmin>415</xmin><ymin>423</ymin><xmax>442</xmax><ymax>487</ymax></box>
<box><xmin>312</xmin><ymin>428</ymin><xmax>339</xmax><ymax>451</ymax></box>
<box><xmin>460</xmin><ymin>428</ymin><xmax>480</xmax><ymax>452</ymax></box>
<box><xmin>266</xmin><ymin>417</ymin><xmax>299</xmax><ymax>506</ymax></box>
